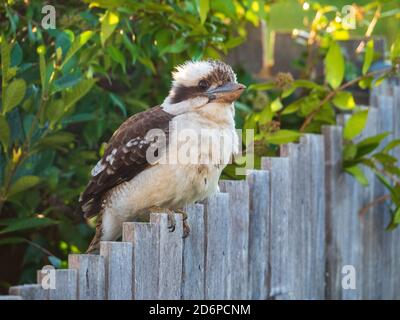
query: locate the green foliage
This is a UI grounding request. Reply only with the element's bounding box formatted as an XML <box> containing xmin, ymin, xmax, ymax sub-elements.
<box><xmin>0</xmin><ymin>0</ymin><xmax>270</xmax><ymax>289</ymax></box>
<box><xmin>242</xmin><ymin>0</ymin><xmax>400</xmax><ymax>231</ymax></box>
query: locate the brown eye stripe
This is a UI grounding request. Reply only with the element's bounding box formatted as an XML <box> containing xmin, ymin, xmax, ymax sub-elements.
<box><xmin>170</xmin><ymin>85</ymin><xmax>201</xmax><ymax>104</ymax></box>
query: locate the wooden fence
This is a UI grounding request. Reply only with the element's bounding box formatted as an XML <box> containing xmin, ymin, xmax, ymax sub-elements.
<box><xmin>1</xmin><ymin>82</ymin><xmax>400</xmax><ymax>300</ymax></box>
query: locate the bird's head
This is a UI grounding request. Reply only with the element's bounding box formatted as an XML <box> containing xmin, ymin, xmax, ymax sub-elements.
<box><xmin>162</xmin><ymin>59</ymin><xmax>246</xmax><ymax>116</ymax></box>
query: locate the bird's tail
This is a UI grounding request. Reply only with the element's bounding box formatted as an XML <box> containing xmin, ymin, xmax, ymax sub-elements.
<box><xmin>86</xmin><ymin>213</ymin><xmax>103</xmax><ymax>254</ymax></box>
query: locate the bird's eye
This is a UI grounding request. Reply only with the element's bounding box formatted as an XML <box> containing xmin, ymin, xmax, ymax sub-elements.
<box><xmin>198</xmin><ymin>80</ymin><xmax>209</xmax><ymax>90</ymax></box>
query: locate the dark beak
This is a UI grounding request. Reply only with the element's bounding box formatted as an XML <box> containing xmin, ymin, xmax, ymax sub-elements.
<box><xmin>206</xmin><ymin>82</ymin><xmax>246</xmax><ymax>103</ymax></box>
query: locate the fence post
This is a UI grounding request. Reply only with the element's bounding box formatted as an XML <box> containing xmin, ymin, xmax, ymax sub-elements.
<box><xmin>9</xmin><ymin>284</ymin><xmax>49</xmax><ymax>300</ymax></box>
<box><xmin>262</xmin><ymin>157</ymin><xmax>291</xmax><ymax>299</ymax></box>
<box><xmin>203</xmin><ymin>193</ymin><xmax>230</xmax><ymax>299</ymax></box>
<box><xmin>247</xmin><ymin>170</ymin><xmax>270</xmax><ymax>299</ymax></box>
<box><xmin>150</xmin><ymin>213</ymin><xmax>183</xmax><ymax>300</ymax></box>
<box><xmin>100</xmin><ymin>241</ymin><xmax>133</xmax><ymax>300</ymax></box>
<box><xmin>122</xmin><ymin>222</ymin><xmax>160</xmax><ymax>300</ymax></box>
<box><xmin>68</xmin><ymin>254</ymin><xmax>106</xmax><ymax>300</ymax></box>
<box><xmin>219</xmin><ymin>180</ymin><xmax>250</xmax><ymax>299</ymax></box>
<box><xmin>181</xmin><ymin>204</ymin><xmax>205</xmax><ymax>300</ymax></box>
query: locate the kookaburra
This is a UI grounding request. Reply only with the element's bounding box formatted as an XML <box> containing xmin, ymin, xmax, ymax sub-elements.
<box><xmin>80</xmin><ymin>59</ymin><xmax>245</xmax><ymax>253</ymax></box>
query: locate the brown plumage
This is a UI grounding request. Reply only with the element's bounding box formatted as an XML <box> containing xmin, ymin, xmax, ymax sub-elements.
<box><xmin>79</xmin><ymin>106</ymin><xmax>174</xmax><ymax>219</ymax></box>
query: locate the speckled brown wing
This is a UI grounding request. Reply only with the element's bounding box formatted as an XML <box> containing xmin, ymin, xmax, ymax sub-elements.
<box><xmin>79</xmin><ymin>106</ymin><xmax>174</xmax><ymax>218</ymax></box>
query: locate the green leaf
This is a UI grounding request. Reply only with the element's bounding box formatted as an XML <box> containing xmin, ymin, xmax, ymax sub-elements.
<box><xmin>37</xmin><ymin>45</ymin><xmax>47</xmax><ymax>91</ymax></box>
<box><xmin>53</xmin><ymin>73</ymin><xmax>82</xmax><ymax>91</ymax></box>
<box><xmin>248</xmin><ymin>82</ymin><xmax>275</xmax><ymax>91</ymax></box>
<box><xmin>390</xmin><ymin>34</ymin><xmax>400</xmax><ymax>63</ymax></box>
<box><xmin>265</xmin><ymin>130</ymin><xmax>302</xmax><ymax>144</ymax></box>
<box><xmin>355</xmin><ymin>132</ymin><xmax>389</xmax><ymax>158</ymax></box>
<box><xmin>8</xmin><ymin>175</ymin><xmax>40</xmax><ymax>197</ymax></box>
<box><xmin>332</xmin><ymin>91</ymin><xmax>356</xmax><ymax>110</ymax></box>
<box><xmin>0</xmin><ymin>115</ymin><xmax>10</xmax><ymax>151</ymax></box>
<box><xmin>2</xmin><ymin>78</ymin><xmax>26</xmax><ymax>114</ymax></box>
<box><xmin>281</xmin><ymin>98</ymin><xmax>303</xmax><ymax>115</ymax></box>
<box><xmin>345</xmin><ymin>165</ymin><xmax>369</xmax><ymax>186</ymax></box>
<box><xmin>362</xmin><ymin>40</ymin><xmax>374</xmax><ymax>75</ymax></box>
<box><xmin>63</xmin><ymin>79</ymin><xmax>96</xmax><ymax>111</ymax></box>
<box><xmin>198</xmin><ymin>0</ymin><xmax>209</xmax><ymax>24</ymax></box>
<box><xmin>382</xmin><ymin>139</ymin><xmax>400</xmax><ymax>153</ymax></box>
<box><xmin>373</xmin><ymin>153</ymin><xmax>398</xmax><ymax>165</ymax></box>
<box><xmin>386</xmin><ymin>207</ymin><xmax>400</xmax><ymax>231</ymax></box>
<box><xmin>325</xmin><ymin>41</ymin><xmax>344</xmax><ymax>89</ymax></box>
<box><xmin>0</xmin><ymin>217</ymin><xmax>57</xmax><ymax>235</ymax></box>
<box><xmin>359</xmin><ymin>76</ymin><xmax>373</xmax><ymax>89</ymax></box>
<box><xmin>61</xmin><ymin>30</ymin><xmax>94</xmax><ymax>68</ymax></box>
<box><xmin>34</xmin><ymin>132</ymin><xmax>75</xmax><ymax>152</ymax></box>
<box><xmin>343</xmin><ymin>110</ymin><xmax>369</xmax><ymax>140</ymax></box>
<box><xmin>270</xmin><ymin>98</ymin><xmax>283</xmax><ymax>112</ymax></box>
<box><xmin>159</xmin><ymin>38</ymin><xmax>187</xmax><ymax>55</ymax></box>
<box><xmin>0</xmin><ymin>236</ymin><xmax>25</xmax><ymax>245</ymax></box>
<box><xmin>107</xmin><ymin>46</ymin><xmax>126</xmax><ymax>72</ymax></box>
<box><xmin>10</xmin><ymin>41</ymin><xmax>23</xmax><ymax>67</ymax></box>
<box><xmin>343</xmin><ymin>143</ymin><xmax>357</xmax><ymax>160</ymax></box>
<box><xmin>1</xmin><ymin>37</ymin><xmax>10</xmax><ymax>85</ymax></box>
<box><xmin>100</xmin><ymin>10</ymin><xmax>119</xmax><ymax>46</ymax></box>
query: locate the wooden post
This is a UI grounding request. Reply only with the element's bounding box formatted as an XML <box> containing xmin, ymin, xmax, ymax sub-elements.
<box><xmin>181</xmin><ymin>204</ymin><xmax>205</xmax><ymax>300</ymax></box>
<box><xmin>247</xmin><ymin>170</ymin><xmax>270</xmax><ymax>300</ymax></box>
<box><xmin>123</xmin><ymin>222</ymin><xmax>160</xmax><ymax>300</ymax></box>
<box><xmin>9</xmin><ymin>284</ymin><xmax>48</xmax><ymax>300</ymax></box>
<box><xmin>68</xmin><ymin>254</ymin><xmax>106</xmax><ymax>300</ymax></box>
<box><xmin>36</xmin><ymin>269</ymin><xmax>77</xmax><ymax>300</ymax></box>
<box><xmin>262</xmin><ymin>157</ymin><xmax>291</xmax><ymax>299</ymax></box>
<box><xmin>150</xmin><ymin>213</ymin><xmax>183</xmax><ymax>300</ymax></box>
<box><xmin>203</xmin><ymin>193</ymin><xmax>230</xmax><ymax>299</ymax></box>
<box><xmin>100</xmin><ymin>241</ymin><xmax>133</xmax><ymax>300</ymax></box>
<box><xmin>219</xmin><ymin>180</ymin><xmax>250</xmax><ymax>299</ymax></box>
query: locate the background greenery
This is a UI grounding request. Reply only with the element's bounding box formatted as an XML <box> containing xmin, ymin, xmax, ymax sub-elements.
<box><xmin>0</xmin><ymin>0</ymin><xmax>399</xmax><ymax>293</ymax></box>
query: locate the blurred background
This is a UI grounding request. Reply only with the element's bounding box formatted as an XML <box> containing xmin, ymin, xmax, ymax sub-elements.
<box><xmin>0</xmin><ymin>0</ymin><xmax>399</xmax><ymax>294</ymax></box>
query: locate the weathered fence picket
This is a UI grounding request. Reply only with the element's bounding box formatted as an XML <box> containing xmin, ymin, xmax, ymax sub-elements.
<box><xmin>123</xmin><ymin>222</ymin><xmax>160</xmax><ymax>300</ymax></box>
<box><xmin>219</xmin><ymin>180</ymin><xmax>250</xmax><ymax>299</ymax></box>
<box><xmin>181</xmin><ymin>204</ymin><xmax>205</xmax><ymax>300</ymax></box>
<box><xmin>247</xmin><ymin>170</ymin><xmax>270</xmax><ymax>299</ymax></box>
<box><xmin>4</xmin><ymin>82</ymin><xmax>400</xmax><ymax>300</ymax></box>
<box><xmin>68</xmin><ymin>254</ymin><xmax>106</xmax><ymax>300</ymax></box>
<box><xmin>150</xmin><ymin>213</ymin><xmax>183</xmax><ymax>300</ymax></box>
<box><xmin>100</xmin><ymin>241</ymin><xmax>133</xmax><ymax>300</ymax></box>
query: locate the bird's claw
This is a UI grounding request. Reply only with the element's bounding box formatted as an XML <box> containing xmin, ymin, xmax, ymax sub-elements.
<box><xmin>167</xmin><ymin>210</ymin><xmax>176</xmax><ymax>232</ymax></box>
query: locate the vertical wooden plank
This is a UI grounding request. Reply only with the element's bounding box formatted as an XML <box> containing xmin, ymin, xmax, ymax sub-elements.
<box><xmin>219</xmin><ymin>180</ymin><xmax>250</xmax><ymax>299</ymax></box>
<box><xmin>247</xmin><ymin>170</ymin><xmax>270</xmax><ymax>300</ymax></box>
<box><xmin>203</xmin><ymin>192</ymin><xmax>230</xmax><ymax>299</ymax></box>
<box><xmin>9</xmin><ymin>284</ymin><xmax>48</xmax><ymax>300</ymax></box>
<box><xmin>150</xmin><ymin>213</ymin><xmax>183</xmax><ymax>300</ymax></box>
<box><xmin>305</xmin><ymin>134</ymin><xmax>326</xmax><ymax>299</ymax></box>
<box><xmin>37</xmin><ymin>269</ymin><xmax>77</xmax><ymax>300</ymax></box>
<box><xmin>68</xmin><ymin>254</ymin><xmax>106</xmax><ymax>300</ymax></box>
<box><xmin>322</xmin><ymin>124</ymin><xmax>364</xmax><ymax>300</ymax></box>
<box><xmin>122</xmin><ymin>222</ymin><xmax>160</xmax><ymax>300</ymax></box>
<box><xmin>261</xmin><ymin>157</ymin><xmax>291</xmax><ymax>299</ymax></box>
<box><xmin>100</xmin><ymin>241</ymin><xmax>133</xmax><ymax>300</ymax></box>
<box><xmin>181</xmin><ymin>204</ymin><xmax>205</xmax><ymax>300</ymax></box>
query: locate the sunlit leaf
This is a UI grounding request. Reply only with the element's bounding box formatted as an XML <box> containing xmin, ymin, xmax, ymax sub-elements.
<box><xmin>332</xmin><ymin>91</ymin><xmax>356</xmax><ymax>110</ymax></box>
<box><xmin>362</xmin><ymin>40</ymin><xmax>374</xmax><ymax>75</ymax></box>
<box><xmin>100</xmin><ymin>10</ymin><xmax>119</xmax><ymax>46</ymax></box>
<box><xmin>345</xmin><ymin>165</ymin><xmax>369</xmax><ymax>186</ymax></box>
<box><xmin>62</xmin><ymin>30</ymin><xmax>93</xmax><ymax>68</ymax></box>
<box><xmin>198</xmin><ymin>0</ymin><xmax>209</xmax><ymax>25</ymax></box>
<box><xmin>343</xmin><ymin>110</ymin><xmax>369</xmax><ymax>140</ymax></box>
<box><xmin>265</xmin><ymin>130</ymin><xmax>301</xmax><ymax>144</ymax></box>
<box><xmin>325</xmin><ymin>41</ymin><xmax>344</xmax><ymax>89</ymax></box>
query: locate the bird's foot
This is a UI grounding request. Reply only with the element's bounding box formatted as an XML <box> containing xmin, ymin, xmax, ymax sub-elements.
<box><xmin>166</xmin><ymin>209</ymin><xmax>176</xmax><ymax>232</ymax></box>
<box><xmin>175</xmin><ymin>208</ymin><xmax>191</xmax><ymax>238</ymax></box>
